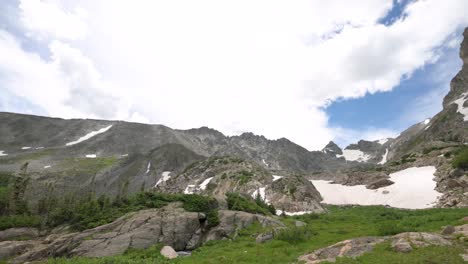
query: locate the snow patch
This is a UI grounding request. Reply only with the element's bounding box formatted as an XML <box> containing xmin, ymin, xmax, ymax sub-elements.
<box><xmin>121</xmin><ymin>154</ymin><xmax>128</xmax><ymax>157</ymax></box>
<box><xmin>0</xmin><ymin>151</ymin><xmax>7</xmax><ymax>156</ymax></box>
<box><xmin>21</xmin><ymin>147</ymin><xmax>31</xmax><ymax>150</ymax></box>
<box><xmin>35</xmin><ymin>147</ymin><xmax>44</xmax><ymax>150</ymax></box>
<box><xmin>85</xmin><ymin>154</ymin><xmax>97</xmax><ymax>158</ymax></box>
<box><xmin>154</xmin><ymin>171</ymin><xmax>171</xmax><ymax>187</ymax></box>
<box><xmin>145</xmin><ymin>162</ymin><xmax>151</xmax><ymax>174</ymax></box>
<box><xmin>252</xmin><ymin>187</ymin><xmax>268</xmax><ymax>203</ymax></box>
<box><xmin>452</xmin><ymin>93</ymin><xmax>468</xmax><ymax>121</ymax></box>
<box><xmin>184</xmin><ymin>185</ymin><xmax>196</xmax><ymax>194</ymax></box>
<box><xmin>377</xmin><ymin>138</ymin><xmax>389</xmax><ymax>145</ymax></box>
<box><xmin>65</xmin><ymin>125</ymin><xmax>113</xmax><ymax>146</ymax></box>
<box><xmin>378</xmin><ymin>149</ymin><xmax>389</xmax><ymax>165</ymax></box>
<box><xmin>44</xmin><ymin>165</ymin><xmax>51</xmax><ymax>169</ymax></box>
<box><xmin>424</xmin><ymin>125</ymin><xmax>431</xmax><ymax>130</ymax></box>
<box><xmin>262</xmin><ymin>159</ymin><xmax>269</xmax><ymax>167</ymax></box>
<box><xmin>311</xmin><ymin>166</ymin><xmax>441</xmax><ymax>209</ymax></box>
<box><xmin>272</xmin><ymin>175</ymin><xmax>283</xmax><ymax>181</ymax></box>
<box><xmin>337</xmin><ymin>149</ymin><xmax>371</xmax><ymax>162</ymax></box>
<box><xmin>199</xmin><ymin>177</ymin><xmax>214</xmax><ymax>190</ymax></box>
<box><xmin>275</xmin><ymin>210</ymin><xmax>312</xmax><ymax>216</ymax></box>
<box><xmin>423</xmin><ymin>118</ymin><xmax>431</xmax><ymax>125</ymax></box>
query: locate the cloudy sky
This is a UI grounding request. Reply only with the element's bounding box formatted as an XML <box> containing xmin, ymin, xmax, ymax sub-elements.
<box><xmin>1</xmin><ymin>0</ymin><xmax>467</xmax><ymax>150</ymax></box>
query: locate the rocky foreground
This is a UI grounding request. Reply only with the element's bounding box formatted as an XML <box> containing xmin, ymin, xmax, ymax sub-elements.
<box><xmin>0</xmin><ymin>203</ymin><xmax>283</xmax><ymax>263</ymax></box>
<box><xmin>299</xmin><ymin>222</ymin><xmax>468</xmax><ymax>263</ymax></box>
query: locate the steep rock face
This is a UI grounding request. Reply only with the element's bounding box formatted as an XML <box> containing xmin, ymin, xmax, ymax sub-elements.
<box><xmin>389</xmin><ymin>28</ymin><xmax>468</xmax><ymax>160</ymax></box>
<box><xmin>3</xmin><ymin>203</ymin><xmax>284</xmax><ymax>263</ymax></box>
<box><xmin>321</xmin><ymin>141</ymin><xmax>343</xmax><ymax>157</ymax></box>
<box><xmin>156</xmin><ymin>156</ymin><xmax>325</xmax><ymax>213</ymax></box>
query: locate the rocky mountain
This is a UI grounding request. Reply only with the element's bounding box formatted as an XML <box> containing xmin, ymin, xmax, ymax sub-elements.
<box><xmin>0</xmin><ymin>111</ymin><xmax>345</xmax><ymax>214</ymax></box>
<box><xmin>155</xmin><ymin>156</ymin><xmax>324</xmax><ymax>214</ymax></box>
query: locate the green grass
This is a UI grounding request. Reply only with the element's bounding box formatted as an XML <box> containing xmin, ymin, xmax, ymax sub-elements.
<box><xmin>45</xmin><ymin>205</ymin><xmax>468</xmax><ymax>264</ymax></box>
<box><xmin>58</xmin><ymin>157</ymin><xmax>119</xmax><ymax>175</ymax></box>
<box><xmin>452</xmin><ymin>146</ymin><xmax>468</xmax><ymax>169</ymax></box>
<box><xmin>0</xmin><ymin>149</ymin><xmax>55</xmax><ymax>165</ymax></box>
<box><xmin>329</xmin><ymin>243</ymin><xmax>466</xmax><ymax>264</ymax></box>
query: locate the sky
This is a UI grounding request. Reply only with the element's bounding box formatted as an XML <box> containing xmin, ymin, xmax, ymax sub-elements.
<box><xmin>0</xmin><ymin>0</ymin><xmax>467</xmax><ymax>150</ymax></box>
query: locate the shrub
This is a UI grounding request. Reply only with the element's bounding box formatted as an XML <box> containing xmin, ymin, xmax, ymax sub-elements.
<box><xmin>226</xmin><ymin>192</ymin><xmax>270</xmax><ymax>215</ymax></box>
<box><xmin>275</xmin><ymin>226</ymin><xmax>316</xmax><ymax>244</ymax></box>
<box><xmin>452</xmin><ymin>147</ymin><xmax>468</xmax><ymax>169</ymax></box>
<box><xmin>376</xmin><ymin>223</ymin><xmax>410</xmax><ymax>236</ymax></box>
<box><xmin>0</xmin><ymin>215</ymin><xmax>41</xmax><ymax>230</ymax></box>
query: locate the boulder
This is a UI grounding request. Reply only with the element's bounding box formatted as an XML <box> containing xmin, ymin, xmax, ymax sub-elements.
<box><xmin>160</xmin><ymin>246</ymin><xmax>178</xmax><ymax>259</ymax></box>
<box><xmin>391</xmin><ymin>238</ymin><xmax>412</xmax><ymax>253</ymax></box>
<box><xmin>205</xmin><ymin>210</ymin><xmax>283</xmax><ymax>242</ymax></box>
<box><xmin>0</xmin><ymin>228</ymin><xmax>39</xmax><ymax>241</ymax></box>
<box><xmin>256</xmin><ymin>232</ymin><xmax>274</xmax><ymax>243</ymax></box>
<box><xmin>298</xmin><ymin>237</ymin><xmax>387</xmax><ymax>263</ymax></box>
<box><xmin>367</xmin><ymin>179</ymin><xmax>394</xmax><ymax>190</ymax></box>
<box><xmin>295</xmin><ymin>220</ymin><xmax>307</xmax><ymax>227</ymax></box>
<box><xmin>441</xmin><ymin>225</ymin><xmax>455</xmax><ymax>235</ymax></box>
<box><xmin>0</xmin><ymin>241</ymin><xmax>35</xmax><ymax>260</ymax></box>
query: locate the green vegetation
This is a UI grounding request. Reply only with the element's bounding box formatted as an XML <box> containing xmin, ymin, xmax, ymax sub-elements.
<box><xmin>236</xmin><ymin>170</ymin><xmax>254</xmax><ymax>185</ymax></box>
<box><xmin>58</xmin><ymin>156</ymin><xmax>119</xmax><ymax>175</ymax></box>
<box><xmin>329</xmin><ymin>243</ymin><xmax>466</xmax><ymax>264</ymax></box>
<box><xmin>46</xmin><ymin>192</ymin><xmax>220</xmax><ymax>231</ymax></box>
<box><xmin>226</xmin><ymin>192</ymin><xmax>275</xmax><ymax>215</ymax></box>
<box><xmin>452</xmin><ymin>146</ymin><xmax>468</xmax><ymax>169</ymax></box>
<box><xmin>389</xmin><ymin>153</ymin><xmax>417</xmax><ymax>166</ymax></box>
<box><xmin>47</xmin><ymin>205</ymin><xmax>468</xmax><ymax>264</ymax></box>
<box><xmin>0</xmin><ymin>186</ymin><xmax>220</xmax><ymax>231</ymax></box>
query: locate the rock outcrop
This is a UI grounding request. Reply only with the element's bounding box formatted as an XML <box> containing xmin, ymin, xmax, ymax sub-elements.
<box><xmin>298</xmin><ymin>224</ymin><xmax>462</xmax><ymax>263</ymax></box>
<box><xmin>1</xmin><ymin>203</ymin><xmax>283</xmax><ymax>263</ymax></box>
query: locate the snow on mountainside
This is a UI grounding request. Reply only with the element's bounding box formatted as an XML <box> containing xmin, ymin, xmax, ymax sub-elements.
<box><xmin>65</xmin><ymin>125</ymin><xmax>113</xmax><ymax>146</ymax></box>
<box><xmin>312</xmin><ymin>166</ymin><xmax>441</xmax><ymax>209</ymax></box>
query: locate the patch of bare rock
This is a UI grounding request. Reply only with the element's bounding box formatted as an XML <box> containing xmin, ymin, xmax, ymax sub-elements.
<box><xmin>298</xmin><ymin>223</ymin><xmax>467</xmax><ymax>263</ymax></box>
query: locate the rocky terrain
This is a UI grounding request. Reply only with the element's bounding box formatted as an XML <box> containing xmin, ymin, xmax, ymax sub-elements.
<box><xmin>0</xmin><ymin>203</ymin><xmax>284</xmax><ymax>263</ymax></box>
<box><xmin>299</xmin><ymin>223</ymin><xmax>468</xmax><ymax>263</ymax></box>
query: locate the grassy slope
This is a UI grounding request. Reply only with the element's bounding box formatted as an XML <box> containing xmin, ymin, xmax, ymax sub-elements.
<box><xmin>47</xmin><ymin>205</ymin><xmax>468</xmax><ymax>264</ymax></box>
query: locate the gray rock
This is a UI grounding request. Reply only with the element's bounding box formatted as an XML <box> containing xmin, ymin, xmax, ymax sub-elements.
<box><xmin>0</xmin><ymin>228</ymin><xmax>39</xmax><ymax>241</ymax></box>
<box><xmin>441</xmin><ymin>225</ymin><xmax>455</xmax><ymax>235</ymax></box>
<box><xmin>295</xmin><ymin>220</ymin><xmax>306</xmax><ymax>227</ymax></box>
<box><xmin>160</xmin><ymin>246</ymin><xmax>178</xmax><ymax>259</ymax></box>
<box><xmin>256</xmin><ymin>232</ymin><xmax>274</xmax><ymax>243</ymax></box>
<box><xmin>391</xmin><ymin>238</ymin><xmax>412</xmax><ymax>253</ymax></box>
<box><xmin>298</xmin><ymin>237</ymin><xmax>387</xmax><ymax>263</ymax></box>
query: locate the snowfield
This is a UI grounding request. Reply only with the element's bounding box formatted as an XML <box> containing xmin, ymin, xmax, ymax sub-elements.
<box><xmin>65</xmin><ymin>125</ymin><xmax>113</xmax><ymax>146</ymax></box>
<box><xmin>85</xmin><ymin>154</ymin><xmax>97</xmax><ymax>158</ymax></box>
<box><xmin>337</xmin><ymin>149</ymin><xmax>371</xmax><ymax>162</ymax></box>
<box><xmin>377</xmin><ymin>138</ymin><xmax>389</xmax><ymax>145</ymax></box>
<box><xmin>199</xmin><ymin>177</ymin><xmax>214</xmax><ymax>190</ymax></box>
<box><xmin>21</xmin><ymin>147</ymin><xmax>31</xmax><ymax>150</ymax></box>
<box><xmin>378</xmin><ymin>149</ymin><xmax>389</xmax><ymax>165</ymax></box>
<box><xmin>154</xmin><ymin>171</ymin><xmax>171</xmax><ymax>187</ymax></box>
<box><xmin>0</xmin><ymin>151</ymin><xmax>7</xmax><ymax>156</ymax></box>
<box><xmin>452</xmin><ymin>93</ymin><xmax>468</xmax><ymax>121</ymax></box>
<box><xmin>272</xmin><ymin>175</ymin><xmax>283</xmax><ymax>181</ymax></box>
<box><xmin>311</xmin><ymin>166</ymin><xmax>441</xmax><ymax>209</ymax></box>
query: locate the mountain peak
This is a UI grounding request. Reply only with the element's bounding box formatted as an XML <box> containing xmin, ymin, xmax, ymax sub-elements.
<box><xmin>322</xmin><ymin>141</ymin><xmax>342</xmax><ymax>155</ymax></box>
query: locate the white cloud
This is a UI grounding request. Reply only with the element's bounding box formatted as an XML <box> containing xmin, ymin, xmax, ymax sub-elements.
<box><xmin>19</xmin><ymin>0</ymin><xmax>87</xmax><ymax>40</ymax></box>
<box><xmin>1</xmin><ymin>0</ymin><xmax>468</xmax><ymax>150</ymax></box>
